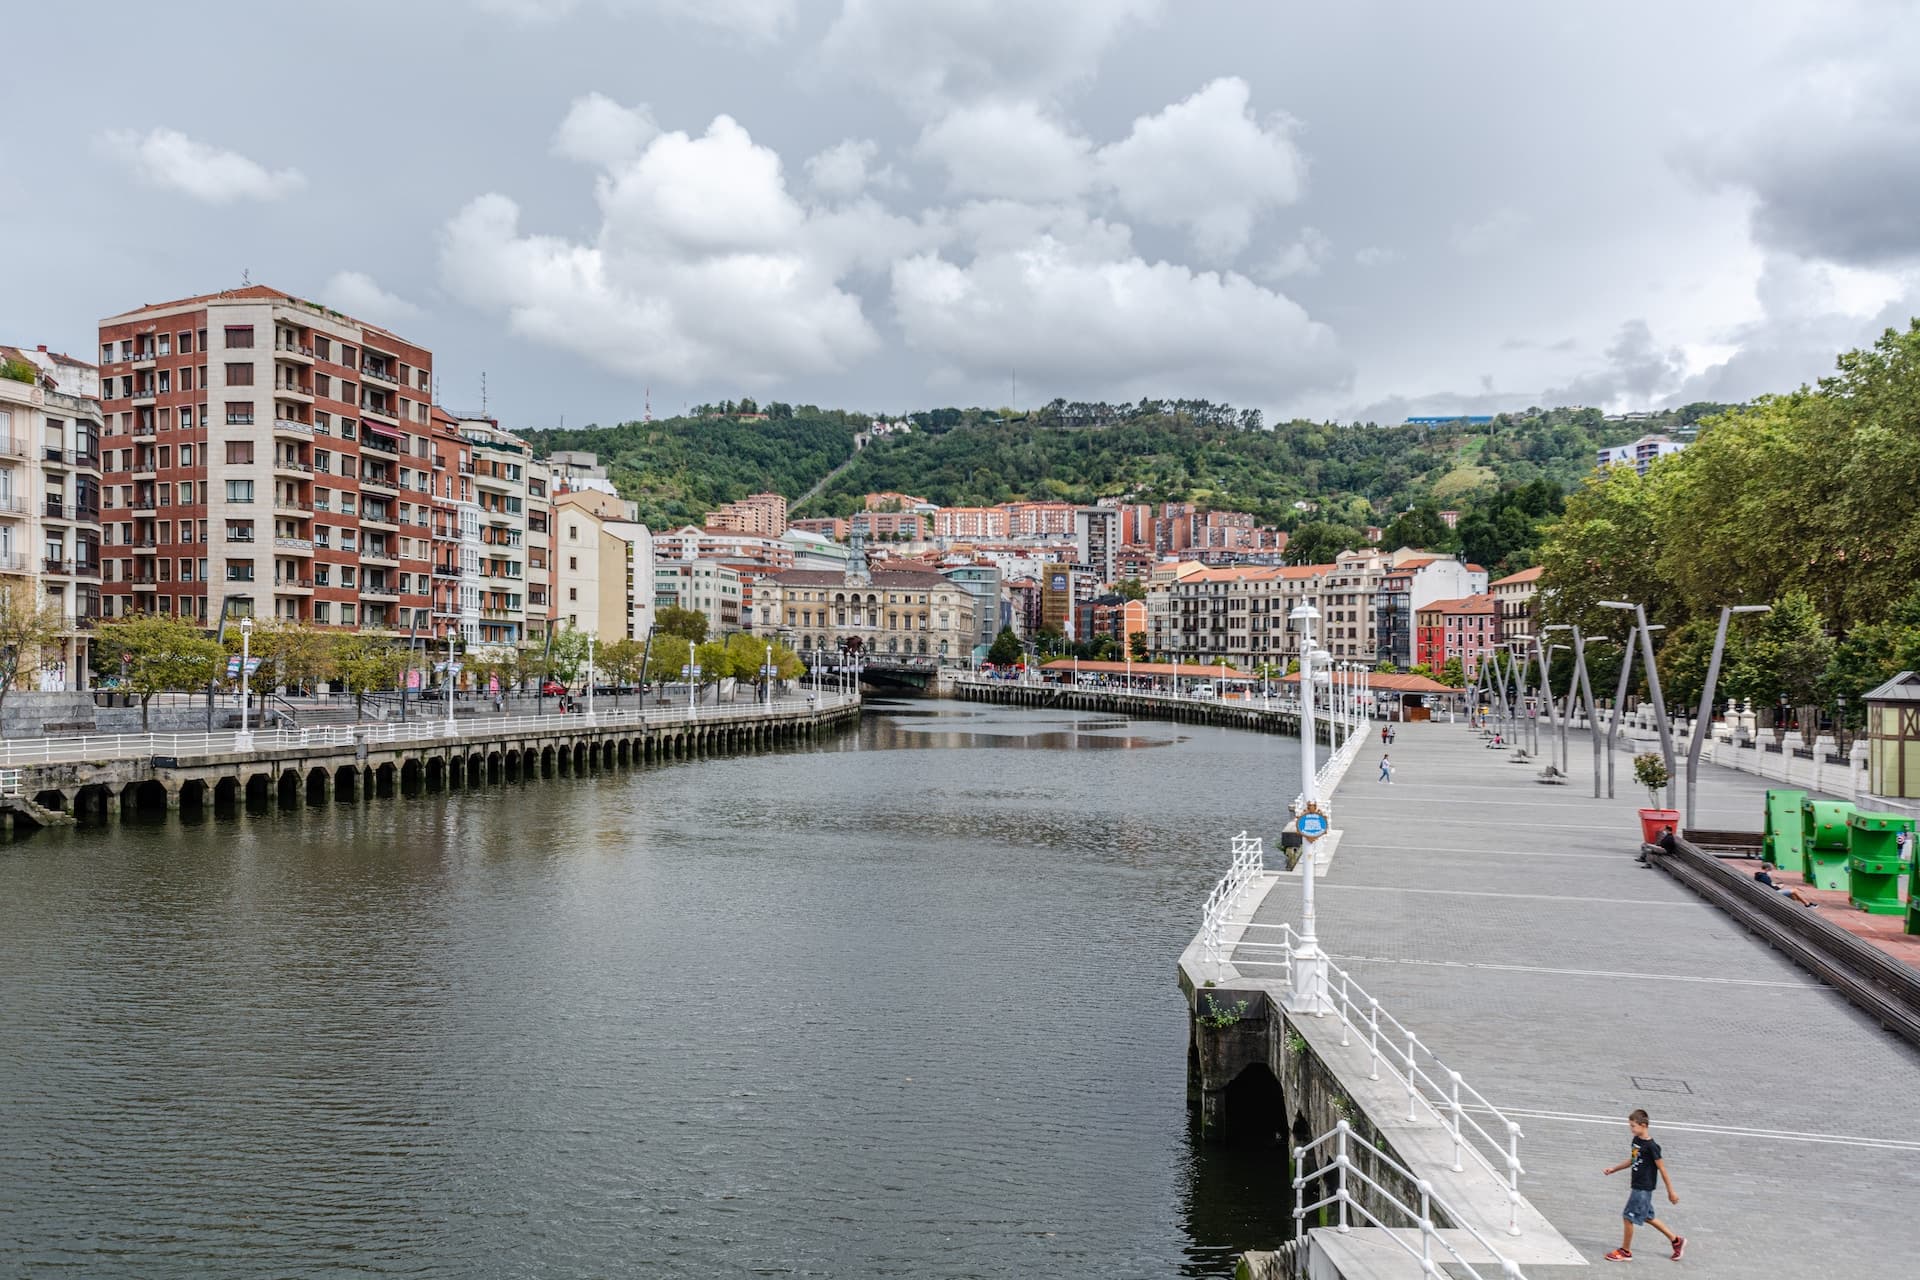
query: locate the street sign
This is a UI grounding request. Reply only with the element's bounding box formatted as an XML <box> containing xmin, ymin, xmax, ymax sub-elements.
<box><xmin>1297</xmin><ymin>811</ymin><xmax>1329</xmax><ymax>840</ymax></box>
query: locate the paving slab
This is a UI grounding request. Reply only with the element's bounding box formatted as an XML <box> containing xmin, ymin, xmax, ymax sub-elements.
<box><xmin>1240</xmin><ymin>720</ymin><xmax>1920</xmax><ymax>1280</ymax></box>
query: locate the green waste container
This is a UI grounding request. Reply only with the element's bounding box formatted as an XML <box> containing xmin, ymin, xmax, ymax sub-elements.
<box><xmin>1845</xmin><ymin>812</ymin><xmax>1912</xmax><ymax>915</ymax></box>
<box><xmin>1764</xmin><ymin>789</ymin><xmax>1808</xmax><ymax>872</ymax></box>
<box><xmin>1802</xmin><ymin>799</ymin><xmax>1857</xmax><ymax>892</ymax></box>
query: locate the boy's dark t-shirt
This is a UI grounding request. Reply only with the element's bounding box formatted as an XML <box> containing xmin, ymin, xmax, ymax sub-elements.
<box><xmin>1629</xmin><ymin>1136</ymin><xmax>1662</xmax><ymax>1190</ymax></box>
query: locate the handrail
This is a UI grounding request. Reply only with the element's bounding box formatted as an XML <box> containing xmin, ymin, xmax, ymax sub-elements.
<box><xmin>0</xmin><ymin>691</ymin><xmax>860</xmax><ymax>766</ymax></box>
<box><xmin>1199</xmin><ymin>831</ymin><xmax>1264</xmax><ymax>961</ymax></box>
<box><xmin>0</xmin><ymin>768</ymin><xmax>21</xmax><ymax>798</ymax></box>
<box><xmin>1240</xmin><ymin>919</ymin><xmax>1525</xmax><ymax>1232</ymax></box>
<box><xmin>1293</xmin><ymin>1120</ymin><xmax>1526</xmax><ymax>1278</ymax></box>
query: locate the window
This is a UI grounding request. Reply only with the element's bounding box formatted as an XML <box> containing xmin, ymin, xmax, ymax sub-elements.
<box><xmin>226</xmin><ymin>402</ymin><xmax>254</xmax><ymax>425</ymax></box>
<box><xmin>568</xmin><ymin>556</ymin><xmax>578</xmax><ymax>570</ymax></box>
<box><xmin>178</xmin><ymin>330</ymin><xmax>193</xmax><ymax>355</ymax></box>
<box><xmin>568</xmin><ymin>587</ymin><xmax>578</xmax><ymax>601</ymax></box>
<box><xmin>225</xmin><ymin>441</ymin><xmax>253</xmax><ymax>464</ymax></box>
<box><xmin>340</xmin><ymin>605</ymin><xmax>355</xmax><ymax>625</ymax></box>
<box><xmin>227</xmin><ymin>561</ymin><xmax>255</xmax><ymax>582</ymax></box>
<box><xmin>225</xmin><ymin>479</ymin><xmax>254</xmax><ymax>503</ymax></box>
<box><xmin>180</xmin><ymin>444</ymin><xmax>193</xmax><ymax>466</ymax></box>
<box><xmin>178</xmin><ymin>407</ymin><xmax>193</xmax><ymax>429</ymax></box>
<box><xmin>225</xmin><ymin>362</ymin><xmax>253</xmax><ymax>386</ymax></box>
<box><xmin>224</xmin><ymin>326</ymin><xmax>254</xmax><ymax>349</ymax></box>
<box><xmin>180</xmin><ymin>368</ymin><xmax>193</xmax><ymax>392</ymax></box>
<box><xmin>314</xmin><ymin>566</ymin><xmax>330</xmax><ymax>586</ymax></box>
<box><xmin>313</xmin><ymin>601</ymin><xmax>330</xmax><ymax>623</ymax></box>
<box><xmin>179</xmin><ymin>482</ymin><xmax>194</xmax><ymax>504</ymax></box>
<box><xmin>180</xmin><ymin>559</ymin><xmax>194</xmax><ymax>582</ymax></box>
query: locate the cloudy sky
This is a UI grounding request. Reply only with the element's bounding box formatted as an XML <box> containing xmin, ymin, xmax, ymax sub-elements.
<box><xmin>6</xmin><ymin>0</ymin><xmax>1917</xmax><ymax>429</ymax></box>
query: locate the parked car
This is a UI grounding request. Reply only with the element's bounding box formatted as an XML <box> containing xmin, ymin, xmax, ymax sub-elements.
<box><xmin>540</xmin><ymin>679</ymin><xmax>567</xmax><ymax>697</ymax></box>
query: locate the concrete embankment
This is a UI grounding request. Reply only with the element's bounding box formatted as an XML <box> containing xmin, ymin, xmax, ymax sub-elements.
<box><xmin>0</xmin><ymin>696</ymin><xmax>860</xmax><ymax>841</ymax></box>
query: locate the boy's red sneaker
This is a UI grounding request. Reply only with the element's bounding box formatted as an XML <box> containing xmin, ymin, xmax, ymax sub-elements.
<box><xmin>1605</xmin><ymin>1247</ymin><xmax>1633</xmax><ymax>1261</ymax></box>
<box><xmin>1670</xmin><ymin>1236</ymin><xmax>1686</xmax><ymax>1260</ymax></box>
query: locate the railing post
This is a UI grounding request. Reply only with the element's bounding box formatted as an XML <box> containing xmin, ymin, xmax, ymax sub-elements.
<box><xmin>1405</xmin><ymin>1033</ymin><xmax>1420</xmax><ymax>1121</ymax></box>
<box><xmin>1291</xmin><ymin>1145</ymin><xmax>1308</xmax><ymax>1241</ymax></box>
<box><xmin>1368</xmin><ymin>996</ymin><xmax>1380</xmax><ymax>1081</ymax></box>
<box><xmin>1338</xmin><ymin>972</ymin><xmax>1351</xmax><ymax>1046</ymax></box>
<box><xmin>1449</xmin><ymin>1070</ymin><xmax>1465</xmax><ymax>1172</ymax></box>
<box><xmin>1334</xmin><ymin>1120</ymin><xmax>1351</xmax><ymax>1233</ymax></box>
<box><xmin>1417</xmin><ymin>1180</ymin><xmax>1434</xmax><ymax>1270</ymax></box>
<box><xmin>1506</xmin><ymin>1120</ymin><xmax>1524</xmax><ymax>1237</ymax></box>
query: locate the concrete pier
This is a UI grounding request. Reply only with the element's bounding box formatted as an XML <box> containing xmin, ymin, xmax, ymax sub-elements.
<box><xmin>1198</xmin><ymin>718</ymin><xmax>1920</xmax><ymax>1277</ymax></box>
<box><xmin>952</xmin><ymin>677</ymin><xmax>1352</xmax><ymax>743</ymax></box>
<box><xmin>0</xmin><ymin>694</ymin><xmax>861</xmax><ymax>840</ymax></box>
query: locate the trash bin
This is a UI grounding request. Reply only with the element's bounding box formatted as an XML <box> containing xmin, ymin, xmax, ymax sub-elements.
<box><xmin>1802</xmin><ymin>799</ymin><xmax>1857</xmax><ymax>892</ymax></box>
<box><xmin>1763</xmin><ymin>789</ymin><xmax>1807</xmax><ymax>872</ymax></box>
<box><xmin>1638</xmin><ymin>808</ymin><xmax>1681</xmax><ymax>846</ymax></box>
<box><xmin>1846</xmin><ymin>812</ymin><xmax>1914</xmax><ymax>916</ymax></box>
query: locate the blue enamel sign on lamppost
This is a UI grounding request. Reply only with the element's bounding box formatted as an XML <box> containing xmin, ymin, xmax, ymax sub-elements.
<box><xmin>1297</xmin><ymin>810</ymin><xmax>1329</xmax><ymax>840</ymax></box>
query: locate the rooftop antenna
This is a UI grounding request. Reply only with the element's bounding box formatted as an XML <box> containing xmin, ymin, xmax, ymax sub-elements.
<box><xmin>480</xmin><ymin>371</ymin><xmax>488</xmax><ymax>417</ymax></box>
<box><xmin>241</xmin><ymin>268</ymin><xmax>251</xmax><ymax>287</ymax></box>
<box><xmin>645</xmin><ymin>387</ymin><xmax>652</xmax><ymax>422</ymax></box>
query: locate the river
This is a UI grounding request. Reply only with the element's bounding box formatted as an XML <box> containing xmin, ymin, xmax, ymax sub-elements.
<box><xmin>0</xmin><ymin>701</ymin><xmax>1300</xmax><ymax>1278</ymax></box>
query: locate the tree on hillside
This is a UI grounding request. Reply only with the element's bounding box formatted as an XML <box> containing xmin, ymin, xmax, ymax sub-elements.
<box><xmin>101</xmin><ymin>615</ymin><xmax>225</xmax><ymax>730</ymax></box>
<box><xmin>1383</xmin><ymin>504</ymin><xmax>1457</xmax><ymax>551</ymax></box>
<box><xmin>1114</xmin><ymin>578</ymin><xmax>1146</xmax><ymax>601</ymax></box>
<box><xmin>0</xmin><ymin>586</ymin><xmax>65</xmax><ymax>720</ymax></box>
<box><xmin>1286</xmin><ymin>522</ymin><xmax>1365</xmax><ymax>566</ymax></box>
<box><xmin>1536</xmin><ymin>465</ymin><xmax>1680</xmax><ymax>635</ymax></box>
<box><xmin>657</xmin><ymin>606</ymin><xmax>709</xmax><ymax>644</ymax></box>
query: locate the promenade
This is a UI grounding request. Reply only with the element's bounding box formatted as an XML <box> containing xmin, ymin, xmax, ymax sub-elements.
<box><xmin>1241</xmin><ymin>720</ymin><xmax>1920</xmax><ymax>1277</ymax></box>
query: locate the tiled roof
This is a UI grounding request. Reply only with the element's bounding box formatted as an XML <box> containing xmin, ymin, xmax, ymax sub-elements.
<box><xmin>765</xmin><ymin>568</ymin><xmax>951</xmax><ymax>588</ymax></box>
<box><xmin>1490</xmin><ymin>566</ymin><xmax>1544</xmax><ymax>586</ymax></box>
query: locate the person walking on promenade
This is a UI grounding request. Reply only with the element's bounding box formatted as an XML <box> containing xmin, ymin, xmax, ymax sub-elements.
<box><xmin>1381</xmin><ymin>723</ymin><xmax>1390</xmax><ymax>745</ymax></box>
<box><xmin>1603</xmin><ymin>1109</ymin><xmax>1684</xmax><ymax>1262</ymax></box>
<box><xmin>1378</xmin><ymin>753</ymin><xmax>1393</xmax><ymax>783</ymax></box>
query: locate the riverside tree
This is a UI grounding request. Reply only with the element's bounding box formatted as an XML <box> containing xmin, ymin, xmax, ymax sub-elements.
<box><xmin>333</xmin><ymin>634</ymin><xmax>402</xmax><ymax>721</ymax></box>
<box><xmin>100</xmin><ymin>615</ymin><xmax>225</xmax><ymax>731</ymax></box>
<box><xmin>0</xmin><ymin>586</ymin><xmax>64</xmax><ymax>721</ymax></box>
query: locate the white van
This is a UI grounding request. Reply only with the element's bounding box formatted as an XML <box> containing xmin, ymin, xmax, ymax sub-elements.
<box><xmin>1191</xmin><ymin>682</ymin><xmax>1217</xmax><ymax>700</ymax></box>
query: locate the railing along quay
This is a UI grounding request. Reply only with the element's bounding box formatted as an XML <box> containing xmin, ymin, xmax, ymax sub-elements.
<box><xmin>0</xmin><ymin>694</ymin><xmax>857</xmax><ymax>767</ymax></box>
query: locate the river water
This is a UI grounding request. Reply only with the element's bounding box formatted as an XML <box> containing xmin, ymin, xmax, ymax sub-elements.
<box><xmin>0</xmin><ymin>701</ymin><xmax>1300</xmax><ymax>1278</ymax></box>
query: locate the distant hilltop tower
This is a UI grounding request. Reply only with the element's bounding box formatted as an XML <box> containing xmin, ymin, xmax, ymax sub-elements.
<box><xmin>644</xmin><ymin>387</ymin><xmax>652</xmax><ymax>422</ymax></box>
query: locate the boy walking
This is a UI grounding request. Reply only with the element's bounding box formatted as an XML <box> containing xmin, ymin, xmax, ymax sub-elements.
<box><xmin>1603</xmin><ymin>1109</ymin><xmax>1684</xmax><ymax>1261</ymax></box>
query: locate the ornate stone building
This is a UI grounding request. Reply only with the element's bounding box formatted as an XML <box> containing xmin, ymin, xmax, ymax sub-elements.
<box><xmin>751</xmin><ymin>534</ymin><xmax>974</xmax><ymax>662</ymax></box>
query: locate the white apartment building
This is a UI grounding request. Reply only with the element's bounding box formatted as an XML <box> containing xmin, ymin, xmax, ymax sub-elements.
<box><xmin>1</xmin><ymin>345</ymin><xmax>104</xmax><ymax>687</ymax></box>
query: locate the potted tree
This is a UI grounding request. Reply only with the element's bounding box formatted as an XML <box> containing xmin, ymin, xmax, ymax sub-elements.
<box><xmin>1633</xmin><ymin>751</ymin><xmax>1680</xmax><ymax>846</ymax></box>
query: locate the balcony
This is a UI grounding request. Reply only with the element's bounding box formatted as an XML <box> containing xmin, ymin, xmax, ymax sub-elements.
<box><xmin>0</xmin><ymin>436</ymin><xmax>28</xmax><ymax>458</ymax></box>
<box><xmin>432</xmin><ymin>564</ymin><xmax>460</xmax><ymax>578</ymax></box>
<box><xmin>273</xmin><ymin>577</ymin><xmax>315</xmax><ymax>594</ymax></box>
<box><xmin>128</xmin><ymin>573</ymin><xmax>158</xmax><ymax>587</ymax></box>
<box><xmin>360</xmin><ymin>584</ymin><xmax>401</xmax><ymax>601</ymax></box>
<box><xmin>0</xmin><ymin>551</ymin><xmax>28</xmax><ymax>574</ymax></box>
<box><xmin>272</xmin><ymin>417</ymin><xmax>313</xmax><ymax>436</ymax></box>
<box><xmin>360</xmin><ymin>508</ymin><xmax>398</xmax><ymax>530</ymax></box>
<box><xmin>360</xmin><ymin>403</ymin><xmax>399</xmax><ymax>427</ymax></box>
<box><xmin>132</xmin><ymin>462</ymin><xmax>159</xmax><ymax>480</ymax></box>
<box><xmin>131</xmin><ymin>350</ymin><xmax>157</xmax><ymax>369</ymax></box>
<box><xmin>360</xmin><ymin>364</ymin><xmax>398</xmax><ymax>387</ymax></box>
<box><xmin>274</xmin><ymin>342</ymin><xmax>315</xmax><ymax>364</ymax></box>
<box><xmin>273</xmin><ymin>458</ymin><xmax>313</xmax><ymax>477</ymax></box>
<box><xmin>359</xmin><ymin>471</ymin><xmax>398</xmax><ymax>494</ymax></box>
<box><xmin>274</xmin><ymin>499</ymin><xmax>313</xmax><ymax>514</ymax></box>
<box><xmin>273</xmin><ymin>536</ymin><xmax>315</xmax><ymax>554</ymax></box>
<box><xmin>130</xmin><ymin>388</ymin><xmax>157</xmax><ymax>406</ymax></box>
<box><xmin>361</xmin><ymin>547</ymin><xmax>399</xmax><ymax>566</ymax></box>
<box><xmin>0</xmin><ymin>493</ymin><xmax>26</xmax><ymax>517</ymax></box>
<box><xmin>359</xmin><ymin>426</ymin><xmax>399</xmax><ymax>452</ymax></box>
<box><xmin>42</xmin><ymin>557</ymin><xmax>74</xmax><ymax>576</ymax></box>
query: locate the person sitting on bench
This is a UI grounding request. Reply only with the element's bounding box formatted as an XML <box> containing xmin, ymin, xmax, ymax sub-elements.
<box><xmin>1754</xmin><ymin>863</ymin><xmax>1818</xmax><ymax>908</ymax></box>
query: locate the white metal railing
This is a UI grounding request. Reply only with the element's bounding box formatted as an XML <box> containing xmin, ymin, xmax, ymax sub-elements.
<box><xmin>1236</xmin><ymin>920</ymin><xmax>1525</xmax><ymax>1232</ymax></box>
<box><xmin>0</xmin><ymin>768</ymin><xmax>21</xmax><ymax>798</ymax></box>
<box><xmin>1200</xmin><ymin>831</ymin><xmax>1265</xmax><ymax>961</ymax></box>
<box><xmin>0</xmin><ymin>692</ymin><xmax>859</xmax><ymax>767</ymax></box>
<box><xmin>1293</xmin><ymin>718</ymin><xmax>1368</xmax><ymax>816</ymax></box>
<box><xmin>953</xmin><ymin>672</ymin><xmax>1300</xmax><ymax>711</ymax></box>
<box><xmin>1294</xmin><ymin>1120</ymin><xmax>1527</xmax><ymax>1278</ymax></box>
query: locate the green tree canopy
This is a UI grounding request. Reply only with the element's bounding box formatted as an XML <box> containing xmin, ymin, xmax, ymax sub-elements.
<box><xmin>0</xmin><ymin>586</ymin><xmax>66</xmax><ymax>719</ymax></box>
<box><xmin>657</xmin><ymin>606</ymin><xmax>709</xmax><ymax>644</ymax></box>
<box><xmin>987</xmin><ymin>627</ymin><xmax>1023</xmax><ymax>666</ymax></box>
<box><xmin>100</xmin><ymin>615</ymin><xmax>225</xmax><ymax>730</ymax></box>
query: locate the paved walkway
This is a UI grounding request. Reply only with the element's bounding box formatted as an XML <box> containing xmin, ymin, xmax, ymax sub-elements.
<box><xmin>1241</xmin><ymin>719</ymin><xmax>1920</xmax><ymax>1278</ymax></box>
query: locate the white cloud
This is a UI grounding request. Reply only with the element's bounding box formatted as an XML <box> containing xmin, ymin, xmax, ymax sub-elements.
<box><xmin>804</xmin><ymin>138</ymin><xmax>901</xmax><ymax>198</ymax></box>
<box><xmin>1096</xmin><ymin>78</ymin><xmax>1305</xmax><ymax>257</ymax></box>
<box><xmin>1452</xmin><ymin>207</ymin><xmax>1529</xmax><ymax>256</ymax></box>
<box><xmin>442</xmin><ymin>113</ymin><xmax>892</xmax><ymax>385</ymax></box>
<box><xmin>916</xmin><ymin>101</ymin><xmax>1093</xmax><ymax>201</ymax></box>
<box><xmin>1354</xmin><ymin>246</ymin><xmax>1398</xmax><ymax>268</ymax></box>
<box><xmin>323</xmin><ymin>272</ymin><xmax>423</xmax><ymax>327</ymax></box>
<box><xmin>890</xmin><ymin>221</ymin><xmax>1348</xmax><ymax>400</ymax></box>
<box><xmin>552</xmin><ymin>93</ymin><xmax>658</xmax><ymax>169</ymax></box>
<box><xmin>101</xmin><ymin>128</ymin><xmax>304</xmax><ymax>204</ymax></box>
<box><xmin>476</xmin><ymin>0</ymin><xmax>795</xmax><ymax>39</ymax></box>
<box><xmin>821</xmin><ymin>0</ymin><xmax>1162</xmax><ymax>111</ymax></box>
<box><xmin>1261</xmin><ymin>227</ymin><xmax>1332</xmax><ymax>281</ymax></box>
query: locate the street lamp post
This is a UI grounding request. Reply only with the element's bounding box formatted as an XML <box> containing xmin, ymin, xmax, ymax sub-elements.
<box><xmin>1685</xmin><ymin>604</ymin><xmax>1770</xmax><ymax>831</ymax></box>
<box><xmin>446</xmin><ymin>633</ymin><xmax>456</xmax><ymax>734</ymax></box>
<box><xmin>765</xmin><ymin>642</ymin><xmax>773</xmax><ymax>709</ymax></box>
<box><xmin>1546</xmin><ymin>624</ymin><xmax>1603</xmax><ymax>796</ymax></box>
<box><xmin>1287</xmin><ymin>602</ymin><xmax>1326</xmax><ymax>1012</ymax></box>
<box><xmin>586</xmin><ymin>634</ymin><xmax>597</xmax><ymax>721</ymax></box>
<box><xmin>237</xmin><ymin>616</ymin><xmax>253</xmax><ymax>748</ymax></box>
<box><xmin>1600</xmin><ymin>601</ymin><xmax>1677</xmax><ymax>811</ymax></box>
<box><xmin>1541</xmin><ymin>637</ymin><xmax>1572</xmax><ymax>775</ymax></box>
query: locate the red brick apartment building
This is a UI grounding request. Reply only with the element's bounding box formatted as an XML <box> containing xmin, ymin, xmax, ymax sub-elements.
<box><xmin>97</xmin><ymin>286</ymin><xmax>438</xmax><ymax>631</ymax></box>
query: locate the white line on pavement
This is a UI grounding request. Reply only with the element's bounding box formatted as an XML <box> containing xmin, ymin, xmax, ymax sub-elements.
<box><xmin>1337</xmin><ymin>842</ymin><xmax>1621</xmax><ymax>861</ymax></box>
<box><xmin>1321</xmin><ymin>952</ymin><xmax>1823</xmax><ymax>990</ymax></box>
<box><xmin>1466</xmin><ymin>1105</ymin><xmax>1920</xmax><ymax>1153</ymax></box>
<box><xmin>1296</xmin><ymin>883</ymin><xmax>1698</xmax><ymax>907</ymax></box>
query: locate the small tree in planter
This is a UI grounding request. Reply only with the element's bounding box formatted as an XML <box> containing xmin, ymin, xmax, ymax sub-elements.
<box><xmin>1633</xmin><ymin>751</ymin><xmax>1670</xmax><ymax>806</ymax></box>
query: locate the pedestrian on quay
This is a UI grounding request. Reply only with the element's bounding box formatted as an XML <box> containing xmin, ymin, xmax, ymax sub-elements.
<box><xmin>1378</xmin><ymin>753</ymin><xmax>1393</xmax><ymax>783</ymax></box>
<box><xmin>1381</xmin><ymin>723</ymin><xmax>1390</xmax><ymax>745</ymax></box>
<box><xmin>1387</xmin><ymin>725</ymin><xmax>1396</xmax><ymax>745</ymax></box>
<box><xmin>1603</xmin><ymin>1109</ymin><xmax>1684</xmax><ymax>1262</ymax></box>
